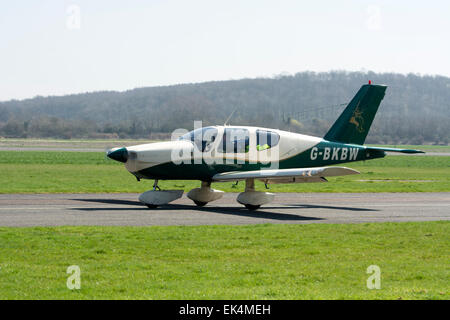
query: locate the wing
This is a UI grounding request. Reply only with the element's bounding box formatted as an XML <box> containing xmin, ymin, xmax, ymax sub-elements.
<box><xmin>212</xmin><ymin>166</ymin><xmax>360</xmax><ymax>184</ymax></box>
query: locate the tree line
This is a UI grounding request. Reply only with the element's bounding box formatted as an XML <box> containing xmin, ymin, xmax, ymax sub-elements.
<box><xmin>0</xmin><ymin>71</ymin><xmax>449</xmax><ymax>144</ymax></box>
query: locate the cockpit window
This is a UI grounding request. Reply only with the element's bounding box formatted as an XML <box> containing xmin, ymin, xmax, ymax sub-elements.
<box><xmin>256</xmin><ymin>129</ymin><xmax>280</xmax><ymax>151</ymax></box>
<box><xmin>218</xmin><ymin>128</ymin><xmax>250</xmax><ymax>153</ymax></box>
<box><xmin>178</xmin><ymin>126</ymin><xmax>218</xmax><ymax>152</ymax></box>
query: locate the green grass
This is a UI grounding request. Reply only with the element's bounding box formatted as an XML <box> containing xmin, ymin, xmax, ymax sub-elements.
<box><xmin>0</xmin><ymin>137</ymin><xmax>153</xmax><ymax>144</ymax></box>
<box><xmin>0</xmin><ymin>151</ymin><xmax>448</xmax><ymax>193</ymax></box>
<box><xmin>0</xmin><ymin>222</ymin><xmax>448</xmax><ymax>299</ymax></box>
<box><xmin>1</xmin><ymin>139</ymin><xmax>447</xmax><ymax>152</ymax></box>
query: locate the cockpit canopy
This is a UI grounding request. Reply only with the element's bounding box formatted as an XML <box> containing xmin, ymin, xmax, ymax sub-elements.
<box><xmin>179</xmin><ymin>126</ymin><xmax>218</xmax><ymax>152</ymax></box>
<box><xmin>179</xmin><ymin>126</ymin><xmax>280</xmax><ymax>153</ymax></box>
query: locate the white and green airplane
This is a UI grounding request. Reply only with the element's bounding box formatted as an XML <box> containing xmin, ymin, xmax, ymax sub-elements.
<box><xmin>107</xmin><ymin>82</ymin><xmax>423</xmax><ymax>210</ymax></box>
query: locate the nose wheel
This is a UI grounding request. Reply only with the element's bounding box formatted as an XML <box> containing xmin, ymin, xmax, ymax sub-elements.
<box><xmin>145</xmin><ymin>180</ymin><xmax>161</xmax><ymax>208</ymax></box>
<box><xmin>139</xmin><ymin>180</ymin><xmax>183</xmax><ymax>209</ymax></box>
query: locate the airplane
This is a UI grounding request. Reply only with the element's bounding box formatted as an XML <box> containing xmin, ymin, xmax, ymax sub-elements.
<box><xmin>107</xmin><ymin>82</ymin><xmax>424</xmax><ymax>210</ymax></box>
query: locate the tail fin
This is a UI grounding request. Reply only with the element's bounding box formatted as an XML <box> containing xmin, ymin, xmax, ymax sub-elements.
<box><xmin>324</xmin><ymin>83</ymin><xmax>387</xmax><ymax>145</ymax></box>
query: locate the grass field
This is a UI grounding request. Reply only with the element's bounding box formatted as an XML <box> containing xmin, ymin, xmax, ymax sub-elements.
<box><xmin>0</xmin><ymin>138</ymin><xmax>155</xmax><ymax>148</ymax></box>
<box><xmin>1</xmin><ymin>138</ymin><xmax>448</xmax><ymax>153</ymax></box>
<box><xmin>0</xmin><ymin>149</ymin><xmax>448</xmax><ymax>300</ymax></box>
<box><xmin>0</xmin><ymin>222</ymin><xmax>448</xmax><ymax>299</ymax></box>
<box><xmin>0</xmin><ymin>151</ymin><xmax>448</xmax><ymax>193</ymax></box>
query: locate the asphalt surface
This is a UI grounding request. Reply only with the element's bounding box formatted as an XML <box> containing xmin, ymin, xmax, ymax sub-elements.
<box><xmin>0</xmin><ymin>193</ymin><xmax>448</xmax><ymax>227</ymax></box>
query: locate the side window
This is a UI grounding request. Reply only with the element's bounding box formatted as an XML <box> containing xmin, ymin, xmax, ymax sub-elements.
<box><xmin>218</xmin><ymin>128</ymin><xmax>250</xmax><ymax>153</ymax></box>
<box><xmin>256</xmin><ymin>130</ymin><xmax>280</xmax><ymax>151</ymax></box>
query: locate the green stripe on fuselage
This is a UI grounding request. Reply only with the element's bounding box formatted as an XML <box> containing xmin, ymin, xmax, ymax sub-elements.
<box><xmin>134</xmin><ymin>141</ymin><xmax>385</xmax><ymax>181</ymax></box>
<box><xmin>279</xmin><ymin>141</ymin><xmax>385</xmax><ymax>169</ymax></box>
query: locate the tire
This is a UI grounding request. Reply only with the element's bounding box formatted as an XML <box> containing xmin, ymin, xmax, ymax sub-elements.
<box><xmin>146</xmin><ymin>204</ymin><xmax>159</xmax><ymax>209</ymax></box>
<box><xmin>194</xmin><ymin>200</ymin><xmax>208</xmax><ymax>207</ymax></box>
<box><xmin>245</xmin><ymin>204</ymin><xmax>260</xmax><ymax>211</ymax></box>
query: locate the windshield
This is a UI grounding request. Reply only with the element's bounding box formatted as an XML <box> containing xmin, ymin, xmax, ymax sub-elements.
<box><xmin>179</xmin><ymin>126</ymin><xmax>218</xmax><ymax>152</ymax></box>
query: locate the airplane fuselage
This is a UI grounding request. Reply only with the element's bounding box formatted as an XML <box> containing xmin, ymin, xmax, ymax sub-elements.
<box><xmin>116</xmin><ymin>126</ymin><xmax>385</xmax><ymax>182</ymax></box>
<box><xmin>106</xmin><ymin>83</ymin><xmax>423</xmax><ymax>209</ymax></box>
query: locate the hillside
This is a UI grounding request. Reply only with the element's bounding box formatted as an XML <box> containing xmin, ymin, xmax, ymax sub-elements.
<box><xmin>1</xmin><ymin>71</ymin><xmax>449</xmax><ymax>144</ymax></box>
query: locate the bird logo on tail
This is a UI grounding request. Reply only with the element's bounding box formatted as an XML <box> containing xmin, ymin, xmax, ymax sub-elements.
<box><xmin>349</xmin><ymin>101</ymin><xmax>365</xmax><ymax>133</ymax></box>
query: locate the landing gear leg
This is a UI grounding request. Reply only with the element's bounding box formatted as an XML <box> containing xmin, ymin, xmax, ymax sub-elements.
<box><xmin>243</xmin><ymin>179</ymin><xmax>260</xmax><ymax>210</ymax></box>
<box><xmin>187</xmin><ymin>181</ymin><xmax>224</xmax><ymax>207</ymax></box>
<box><xmin>237</xmin><ymin>178</ymin><xmax>275</xmax><ymax>210</ymax></box>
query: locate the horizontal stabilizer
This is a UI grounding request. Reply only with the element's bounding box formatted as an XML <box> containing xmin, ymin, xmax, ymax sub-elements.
<box><xmin>366</xmin><ymin>146</ymin><xmax>425</xmax><ymax>154</ymax></box>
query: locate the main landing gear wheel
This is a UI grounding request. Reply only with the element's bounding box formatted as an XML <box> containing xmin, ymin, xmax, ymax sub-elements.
<box><xmin>187</xmin><ymin>181</ymin><xmax>224</xmax><ymax>207</ymax></box>
<box><xmin>146</xmin><ymin>204</ymin><xmax>159</xmax><ymax>209</ymax></box>
<box><xmin>244</xmin><ymin>204</ymin><xmax>260</xmax><ymax>211</ymax></box>
<box><xmin>237</xmin><ymin>178</ymin><xmax>275</xmax><ymax>210</ymax></box>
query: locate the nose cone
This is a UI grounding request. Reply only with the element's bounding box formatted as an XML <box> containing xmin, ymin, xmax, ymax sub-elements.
<box><xmin>107</xmin><ymin>147</ymin><xmax>128</xmax><ymax>163</ymax></box>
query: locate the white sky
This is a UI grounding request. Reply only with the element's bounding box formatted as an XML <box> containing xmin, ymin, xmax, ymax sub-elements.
<box><xmin>1</xmin><ymin>0</ymin><xmax>449</xmax><ymax>101</ymax></box>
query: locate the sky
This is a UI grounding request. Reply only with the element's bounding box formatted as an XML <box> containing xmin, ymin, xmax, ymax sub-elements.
<box><xmin>1</xmin><ymin>0</ymin><xmax>449</xmax><ymax>101</ymax></box>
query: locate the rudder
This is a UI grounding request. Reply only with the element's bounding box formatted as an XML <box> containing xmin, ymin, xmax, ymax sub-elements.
<box><xmin>324</xmin><ymin>83</ymin><xmax>386</xmax><ymax>145</ymax></box>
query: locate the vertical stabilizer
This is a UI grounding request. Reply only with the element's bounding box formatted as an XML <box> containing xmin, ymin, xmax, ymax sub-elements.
<box><xmin>324</xmin><ymin>84</ymin><xmax>386</xmax><ymax>145</ymax></box>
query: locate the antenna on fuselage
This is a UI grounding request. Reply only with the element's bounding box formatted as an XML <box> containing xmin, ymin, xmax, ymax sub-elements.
<box><xmin>223</xmin><ymin>106</ymin><xmax>238</xmax><ymax>126</ymax></box>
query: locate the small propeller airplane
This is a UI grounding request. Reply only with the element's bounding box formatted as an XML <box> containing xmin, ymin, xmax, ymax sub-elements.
<box><xmin>107</xmin><ymin>82</ymin><xmax>424</xmax><ymax>210</ymax></box>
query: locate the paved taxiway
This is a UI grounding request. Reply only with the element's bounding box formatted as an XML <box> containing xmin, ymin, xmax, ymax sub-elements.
<box><xmin>0</xmin><ymin>193</ymin><xmax>448</xmax><ymax>227</ymax></box>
